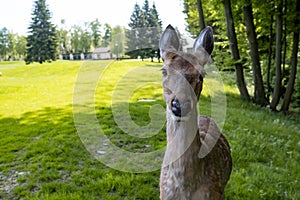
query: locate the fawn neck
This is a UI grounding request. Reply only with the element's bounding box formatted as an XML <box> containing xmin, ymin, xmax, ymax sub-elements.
<box><xmin>163</xmin><ymin>107</ymin><xmax>201</xmax><ymax>168</ymax></box>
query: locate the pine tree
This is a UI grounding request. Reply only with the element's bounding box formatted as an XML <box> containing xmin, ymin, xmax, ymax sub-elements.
<box><xmin>143</xmin><ymin>0</ymin><xmax>151</xmax><ymax>22</ymax></box>
<box><xmin>148</xmin><ymin>3</ymin><xmax>162</xmax><ymax>61</ymax></box>
<box><xmin>126</xmin><ymin>0</ymin><xmax>162</xmax><ymax>60</ymax></box>
<box><xmin>25</xmin><ymin>0</ymin><xmax>57</xmax><ymax>64</ymax></box>
<box><xmin>127</xmin><ymin>3</ymin><xmax>146</xmax><ymax>58</ymax></box>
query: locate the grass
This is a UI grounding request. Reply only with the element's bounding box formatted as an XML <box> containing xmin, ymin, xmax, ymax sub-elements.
<box><xmin>0</xmin><ymin>60</ymin><xmax>299</xmax><ymax>199</ymax></box>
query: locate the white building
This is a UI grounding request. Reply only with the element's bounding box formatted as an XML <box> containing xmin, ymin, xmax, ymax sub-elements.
<box><xmin>92</xmin><ymin>47</ymin><xmax>112</xmax><ymax>60</ymax></box>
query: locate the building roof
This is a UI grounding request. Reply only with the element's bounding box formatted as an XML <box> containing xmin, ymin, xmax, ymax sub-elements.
<box><xmin>93</xmin><ymin>47</ymin><xmax>110</xmax><ymax>53</ymax></box>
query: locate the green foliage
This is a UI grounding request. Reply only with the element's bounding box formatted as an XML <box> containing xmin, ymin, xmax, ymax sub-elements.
<box><xmin>70</xmin><ymin>23</ymin><xmax>92</xmax><ymax>54</ymax></box>
<box><xmin>57</xmin><ymin>20</ymin><xmax>69</xmax><ymax>55</ymax></box>
<box><xmin>0</xmin><ymin>27</ymin><xmax>10</xmax><ymax>59</ymax></box>
<box><xmin>25</xmin><ymin>0</ymin><xmax>58</xmax><ymax>64</ymax></box>
<box><xmin>126</xmin><ymin>3</ymin><xmax>146</xmax><ymax>59</ymax></box>
<box><xmin>182</xmin><ymin>0</ymin><xmax>295</xmax><ymax>70</ymax></box>
<box><xmin>183</xmin><ymin>0</ymin><xmax>236</xmax><ymax>69</ymax></box>
<box><xmin>90</xmin><ymin>19</ymin><xmax>102</xmax><ymax>48</ymax></box>
<box><xmin>292</xmin><ymin>65</ymin><xmax>300</xmax><ymax>109</ymax></box>
<box><xmin>110</xmin><ymin>26</ymin><xmax>125</xmax><ymax>58</ymax></box>
<box><xmin>15</xmin><ymin>35</ymin><xmax>27</xmax><ymax>58</ymax></box>
<box><xmin>0</xmin><ymin>28</ymin><xmax>26</xmax><ymax>60</ymax></box>
<box><xmin>101</xmin><ymin>24</ymin><xmax>112</xmax><ymax>47</ymax></box>
<box><xmin>183</xmin><ymin>0</ymin><xmax>300</xmax><ymax>111</ymax></box>
<box><xmin>126</xmin><ymin>0</ymin><xmax>162</xmax><ymax>60</ymax></box>
<box><xmin>56</xmin><ymin>19</ymin><xmax>106</xmax><ymax>55</ymax></box>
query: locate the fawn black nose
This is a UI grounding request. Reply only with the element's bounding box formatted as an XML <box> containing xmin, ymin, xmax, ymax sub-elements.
<box><xmin>171</xmin><ymin>98</ymin><xmax>191</xmax><ymax>117</ymax></box>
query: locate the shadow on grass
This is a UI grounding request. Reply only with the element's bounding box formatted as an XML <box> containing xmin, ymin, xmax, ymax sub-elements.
<box><xmin>96</xmin><ymin>101</ymin><xmax>167</xmax><ymax>152</ymax></box>
<box><xmin>0</xmin><ymin>104</ymin><xmax>161</xmax><ymax>199</ymax></box>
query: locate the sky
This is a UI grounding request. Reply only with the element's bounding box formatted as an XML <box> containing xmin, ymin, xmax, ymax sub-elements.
<box><xmin>0</xmin><ymin>0</ymin><xmax>187</xmax><ymax>36</ymax></box>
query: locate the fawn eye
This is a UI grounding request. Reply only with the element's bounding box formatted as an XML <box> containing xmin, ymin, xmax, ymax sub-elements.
<box><xmin>171</xmin><ymin>54</ymin><xmax>178</xmax><ymax>60</ymax></box>
<box><xmin>161</xmin><ymin>68</ymin><xmax>167</xmax><ymax>76</ymax></box>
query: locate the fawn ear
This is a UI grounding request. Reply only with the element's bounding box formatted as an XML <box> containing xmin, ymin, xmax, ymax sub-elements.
<box><xmin>160</xmin><ymin>25</ymin><xmax>180</xmax><ymax>60</ymax></box>
<box><xmin>193</xmin><ymin>26</ymin><xmax>214</xmax><ymax>55</ymax></box>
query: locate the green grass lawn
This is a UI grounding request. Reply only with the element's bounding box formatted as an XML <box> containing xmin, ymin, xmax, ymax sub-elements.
<box><xmin>0</xmin><ymin>60</ymin><xmax>299</xmax><ymax>199</ymax></box>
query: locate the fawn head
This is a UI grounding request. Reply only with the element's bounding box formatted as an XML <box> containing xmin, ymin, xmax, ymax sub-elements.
<box><xmin>160</xmin><ymin>25</ymin><xmax>214</xmax><ymax>121</ymax></box>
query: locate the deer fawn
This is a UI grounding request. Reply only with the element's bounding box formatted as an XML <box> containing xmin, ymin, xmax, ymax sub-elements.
<box><xmin>159</xmin><ymin>25</ymin><xmax>232</xmax><ymax>200</ymax></box>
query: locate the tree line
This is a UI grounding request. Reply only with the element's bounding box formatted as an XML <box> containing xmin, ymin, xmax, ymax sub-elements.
<box><xmin>0</xmin><ymin>28</ymin><xmax>26</xmax><ymax>61</ymax></box>
<box><xmin>0</xmin><ymin>0</ymin><xmax>162</xmax><ymax>63</ymax></box>
<box><xmin>183</xmin><ymin>0</ymin><xmax>300</xmax><ymax>113</ymax></box>
<box><xmin>126</xmin><ymin>0</ymin><xmax>162</xmax><ymax>61</ymax></box>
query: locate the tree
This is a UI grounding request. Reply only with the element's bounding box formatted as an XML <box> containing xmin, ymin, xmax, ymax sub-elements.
<box><xmin>127</xmin><ymin>3</ymin><xmax>146</xmax><ymax>58</ymax></box>
<box><xmin>182</xmin><ymin>0</ymin><xmax>299</xmax><ymax>112</ymax></box>
<box><xmin>80</xmin><ymin>22</ymin><xmax>92</xmax><ymax>53</ymax></box>
<box><xmin>223</xmin><ymin>0</ymin><xmax>250</xmax><ymax>101</ymax></box>
<box><xmin>243</xmin><ymin>0</ymin><xmax>268</xmax><ymax>106</ymax></box>
<box><xmin>183</xmin><ymin>0</ymin><xmax>201</xmax><ymax>36</ymax></box>
<box><xmin>0</xmin><ymin>28</ymin><xmax>26</xmax><ymax>60</ymax></box>
<box><xmin>15</xmin><ymin>35</ymin><xmax>27</xmax><ymax>59</ymax></box>
<box><xmin>57</xmin><ymin>19</ymin><xmax>70</xmax><ymax>55</ymax></box>
<box><xmin>270</xmin><ymin>0</ymin><xmax>283</xmax><ymax>111</ymax></box>
<box><xmin>111</xmin><ymin>26</ymin><xmax>125</xmax><ymax>59</ymax></box>
<box><xmin>266</xmin><ymin>9</ymin><xmax>274</xmax><ymax>98</ymax></box>
<box><xmin>196</xmin><ymin>0</ymin><xmax>205</xmax><ymax>30</ymax></box>
<box><xmin>102</xmin><ymin>24</ymin><xmax>112</xmax><ymax>47</ymax></box>
<box><xmin>25</xmin><ymin>0</ymin><xmax>57</xmax><ymax>64</ymax></box>
<box><xmin>90</xmin><ymin>19</ymin><xmax>102</xmax><ymax>48</ymax></box>
<box><xmin>142</xmin><ymin>0</ymin><xmax>150</xmax><ymax>20</ymax></box>
<box><xmin>0</xmin><ymin>27</ymin><xmax>9</xmax><ymax>60</ymax></box>
<box><xmin>281</xmin><ymin>0</ymin><xmax>300</xmax><ymax>112</ymax></box>
<box><xmin>70</xmin><ymin>25</ymin><xmax>81</xmax><ymax>53</ymax></box>
<box><xmin>147</xmin><ymin>3</ymin><xmax>162</xmax><ymax>61</ymax></box>
<box><xmin>69</xmin><ymin>23</ymin><xmax>92</xmax><ymax>54</ymax></box>
<box><xmin>182</xmin><ymin>0</ymin><xmax>231</xmax><ymax>70</ymax></box>
<box><xmin>7</xmin><ymin>33</ymin><xmax>16</xmax><ymax>59</ymax></box>
<box><xmin>126</xmin><ymin>0</ymin><xmax>162</xmax><ymax>60</ymax></box>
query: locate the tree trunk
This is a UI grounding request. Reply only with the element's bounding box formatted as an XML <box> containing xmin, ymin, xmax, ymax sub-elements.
<box><xmin>270</xmin><ymin>0</ymin><xmax>283</xmax><ymax>111</ymax></box>
<box><xmin>223</xmin><ymin>0</ymin><xmax>250</xmax><ymax>101</ymax></box>
<box><xmin>196</xmin><ymin>0</ymin><xmax>206</xmax><ymax>30</ymax></box>
<box><xmin>281</xmin><ymin>0</ymin><xmax>300</xmax><ymax>113</ymax></box>
<box><xmin>281</xmin><ymin>0</ymin><xmax>288</xmax><ymax>77</ymax></box>
<box><xmin>242</xmin><ymin>1</ymin><xmax>268</xmax><ymax>106</ymax></box>
<box><xmin>266</xmin><ymin>14</ymin><xmax>274</xmax><ymax>99</ymax></box>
